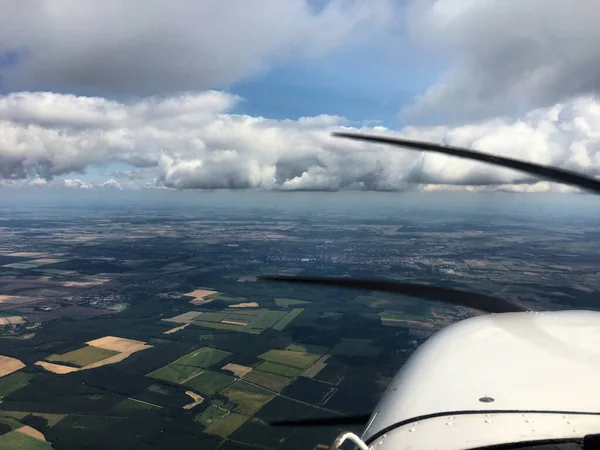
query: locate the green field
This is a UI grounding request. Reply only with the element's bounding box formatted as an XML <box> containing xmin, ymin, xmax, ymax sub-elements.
<box><xmin>0</xmin><ymin>416</ymin><xmax>22</xmax><ymax>430</ymax></box>
<box><xmin>259</xmin><ymin>350</ymin><xmax>320</xmax><ymax>369</ymax></box>
<box><xmin>205</xmin><ymin>293</ymin><xmax>248</xmax><ymax>303</ymax></box>
<box><xmin>184</xmin><ymin>370</ymin><xmax>234</xmax><ymax>396</ymax></box>
<box><xmin>147</xmin><ymin>363</ymin><xmax>202</xmax><ymax>384</ymax></box>
<box><xmin>0</xmin><ymin>372</ymin><xmax>33</xmax><ymax>398</ymax></box>
<box><xmin>204</xmin><ymin>412</ymin><xmax>249</xmax><ymax>438</ymax></box>
<box><xmin>242</xmin><ymin>370</ymin><xmax>291</xmax><ymax>392</ymax></box>
<box><xmin>0</xmin><ymin>411</ymin><xmax>65</xmax><ymax>427</ymax></box>
<box><xmin>192</xmin><ymin>321</ymin><xmax>258</xmax><ymax>333</ymax></box>
<box><xmin>222</xmin><ymin>381</ymin><xmax>274</xmax><ymax>415</ymax></box>
<box><xmin>46</xmin><ymin>346</ymin><xmax>118</xmax><ymax>367</ymax></box>
<box><xmin>197</xmin><ymin>312</ymin><xmax>229</xmax><ymax>323</ymax></box>
<box><xmin>272</xmin><ymin>308</ymin><xmax>304</xmax><ymax>331</ymax></box>
<box><xmin>286</xmin><ymin>343</ymin><xmax>329</xmax><ymax>354</ymax></box>
<box><xmin>274</xmin><ymin>298</ymin><xmax>310</xmax><ymax>307</ymax></box>
<box><xmin>148</xmin><ymin>347</ymin><xmax>231</xmax><ymax>384</ymax></box>
<box><xmin>0</xmin><ymin>431</ymin><xmax>53</xmax><ymax>450</ymax></box>
<box><xmin>256</xmin><ymin>361</ymin><xmax>303</xmax><ymax>378</ymax></box>
<box><xmin>246</xmin><ymin>310</ymin><xmax>287</xmax><ymax>330</ymax></box>
<box><xmin>173</xmin><ymin>347</ymin><xmax>230</xmax><ymax>368</ymax></box>
<box><xmin>2</xmin><ymin>262</ymin><xmax>42</xmax><ymax>269</ymax></box>
<box><xmin>196</xmin><ymin>402</ymin><xmax>231</xmax><ymax>425</ymax></box>
<box><xmin>191</xmin><ymin>309</ymin><xmax>289</xmax><ymax>334</ymax></box>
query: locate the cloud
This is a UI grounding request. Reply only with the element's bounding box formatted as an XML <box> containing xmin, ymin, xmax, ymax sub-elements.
<box><xmin>63</xmin><ymin>178</ymin><xmax>93</xmax><ymax>189</ymax></box>
<box><xmin>101</xmin><ymin>178</ymin><xmax>122</xmax><ymax>190</ymax></box>
<box><xmin>28</xmin><ymin>177</ymin><xmax>47</xmax><ymax>187</ymax></box>
<box><xmin>0</xmin><ymin>0</ymin><xmax>394</xmax><ymax>95</ymax></box>
<box><xmin>403</xmin><ymin>0</ymin><xmax>600</xmax><ymax>122</ymax></box>
<box><xmin>0</xmin><ymin>90</ymin><xmax>599</xmax><ymax>192</ymax></box>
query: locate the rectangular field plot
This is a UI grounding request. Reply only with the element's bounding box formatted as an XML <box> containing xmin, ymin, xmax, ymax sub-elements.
<box><xmin>272</xmin><ymin>308</ymin><xmax>304</xmax><ymax>331</ymax></box>
<box><xmin>147</xmin><ymin>363</ymin><xmax>202</xmax><ymax>384</ymax></box>
<box><xmin>242</xmin><ymin>370</ymin><xmax>291</xmax><ymax>393</ymax></box>
<box><xmin>174</xmin><ymin>347</ymin><xmax>231</xmax><ymax>369</ymax></box>
<box><xmin>183</xmin><ymin>370</ymin><xmax>234</xmax><ymax>396</ymax></box>
<box><xmin>162</xmin><ymin>311</ymin><xmax>203</xmax><ymax>324</ymax></box>
<box><xmin>204</xmin><ymin>412</ymin><xmax>249</xmax><ymax>438</ymax></box>
<box><xmin>0</xmin><ymin>431</ymin><xmax>53</xmax><ymax>450</ymax></box>
<box><xmin>86</xmin><ymin>336</ymin><xmax>150</xmax><ymax>353</ymax></box>
<box><xmin>197</xmin><ymin>312</ymin><xmax>229</xmax><ymax>323</ymax></box>
<box><xmin>0</xmin><ymin>355</ymin><xmax>25</xmax><ymax>378</ymax></box>
<box><xmin>191</xmin><ymin>321</ymin><xmax>255</xmax><ymax>333</ymax></box>
<box><xmin>191</xmin><ymin>308</ymin><xmax>289</xmax><ymax>334</ymax></box>
<box><xmin>255</xmin><ymin>361</ymin><xmax>304</xmax><ymax>378</ymax></box>
<box><xmin>0</xmin><ymin>372</ymin><xmax>33</xmax><ymax>398</ymax></box>
<box><xmin>46</xmin><ymin>346</ymin><xmax>118</xmax><ymax>368</ymax></box>
<box><xmin>147</xmin><ymin>347</ymin><xmax>231</xmax><ymax>384</ymax></box>
<box><xmin>258</xmin><ymin>350</ymin><xmax>320</xmax><ymax>369</ymax></box>
<box><xmin>222</xmin><ymin>381</ymin><xmax>275</xmax><ymax>415</ymax></box>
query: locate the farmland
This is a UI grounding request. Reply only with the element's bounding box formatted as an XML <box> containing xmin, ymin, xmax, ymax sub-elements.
<box><xmin>222</xmin><ymin>382</ymin><xmax>274</xmax><ymax>415</ymax></box>
<box><xmin>147</xmin><ymin>347</ymin><xmax>231</xmax><ymax>384</ymax></box>
<box><xmin>46</xmin><ymin>347</ymin><xmax>119</xmax><ymax>367</ymax></box>
<box><xmin>0</xmin><ymin>194</ymin><xmax>587</xmax><ymax>449</ymax></box>
<box><xmin>184</xmin><ymin>370</ymin><xmax>235</xmax><ymax>396</ymax></box>
<box><xmin>258</xmin><ymin>350</ymin><xmax>320</xmax><ymax>369</ymax></box>
<box><xmin>242</xmin><ymin>370</ymin><xmax>291</xmax><ymax>392</ymax></box>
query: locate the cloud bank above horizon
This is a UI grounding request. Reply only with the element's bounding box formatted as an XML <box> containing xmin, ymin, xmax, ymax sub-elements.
<box><xmin>2</xmin><ymin>90</ymin><xmax>599</xmax><ymax>193</ymax></box>
<box><xmin>1</xmin><ymin>0</ymin><xmax>599</xmax><ymax>193</ymax></box>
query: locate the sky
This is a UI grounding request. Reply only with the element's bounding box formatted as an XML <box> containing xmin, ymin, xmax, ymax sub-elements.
<box><xmin>0</xmin><ymin>0</ymin><xmax>599</xmax><ymax>194</ymax></box>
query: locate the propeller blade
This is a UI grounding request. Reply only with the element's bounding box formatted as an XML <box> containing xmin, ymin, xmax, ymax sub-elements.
<box><xmin>332</xmin><ymin>131</ymin><xmax>600</xmax><ymax>195</ymax></box>
<box><xmin>259</xmin><ymin>275</ymin><xmax>526</xmax><ymax>314</ymax></box>
<box><xmin>271</xmin><ymin>414</ymin><xmax>371</xmax><ymax>427</ymax></box>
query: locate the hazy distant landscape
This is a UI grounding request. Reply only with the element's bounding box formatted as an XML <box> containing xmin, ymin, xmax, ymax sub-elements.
<box><xmin>1</xmin><ymin>193</ymin><xmax>599</xmax><ymax>450</ymax></box>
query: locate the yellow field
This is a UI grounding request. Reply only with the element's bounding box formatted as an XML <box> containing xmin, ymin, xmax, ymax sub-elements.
<box><xmin>0</xmin><ymin>295</ymin><xmax>37</xmax><ymax>303</ymax></box>
<box><xmin>185</xmin><ymin>289</ymin><xmax>218</xmax><ymax>305</ymax></box>
<box><xmin>163</xmin><ymin>324</ymin><xmax>189</xmax><ymax>334</ymax></box>
<box><xmin>0</xmin><ymin>355</ymin><xmax>25</xmax><ymax>377</ymax></box>
<box><xmin>221</xmin><ymin>320</ymin><xmax>248</xmax><ymax>326</ymax></box>
<box><xmin>228</xmin><ymin>302</ymin><xmax>259</xmax><ymax>308</ymax></box>
<box><xmin>17</xmin><ymin>426</ymin><xmax>46</xmax><ymax>441</ymax></box>
<box><xmin>381</xmin><ymin>317</ymin><xmax>434</xmax><ymax>328</ymax></box>
<box><xmin>63</xmin><ymin>278</ymin><xmax>109</xmax><ymax>288</ymax></box>
<box><xmin>86</xmin><ymin>336</ymin><xmax>149</xmax><ymax>353</ymax></box>
<box><xmin>183</xmin><ymin>391</ymin><xmax>205</xmax><ymax>410</ymax></box>
<box><xmin>221</xmin><ymin>363</ymin><xmax>252</xmax><ymax>377</ymax></box>
<box><xmin>35</xmin><ymin>361</ymin><xmax>79</xmax><ymax>374</ymax></box>
<box><xmin>36</xmin><ymin>336</ymin><xmax>152</xmax><ymax>374</ymax></box>
<box><xmin>7</xmin><ymin>252</ymin><xmax>47</xmax><ymax>257</ymax></box>
<box><xmin>30</xmin><ymin>258</ymin><xmax>61</xmax><ymax>265</ymax></box>
<box><xmin>163</xmin><ymin>311</ymin><xmax>203</xmax><ymax>324</ymax></box>
<box><xmin>0</xmin><ymin>315</ymin><xmax>25</xmax><ymax>325</ymax></box>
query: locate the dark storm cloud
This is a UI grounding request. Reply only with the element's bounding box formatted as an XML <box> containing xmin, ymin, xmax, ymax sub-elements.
<box><xmin>0</xmin><ymin>0</ymin><xmax>394</xmax><ymax>95</ymax></box>
<box><xmin>403</xmin><ymin>0</ymin><xmax>600</xmax><ymax>122</ymax></box>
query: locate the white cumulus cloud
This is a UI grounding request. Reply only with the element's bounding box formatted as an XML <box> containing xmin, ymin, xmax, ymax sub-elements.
<box><xmin>0</xmin><ymin>91</ymin><xmax>599</xmax><ymax>193</ymax></box>
<box><xmin>63</xmin><ymin>178</ymin><xmax>93</xmax><ymax>189</ymax></box>
<box><xmin>101</xmin><ymin>178</ymin><xmax>122</xmax><ymax>190</ymax></box>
